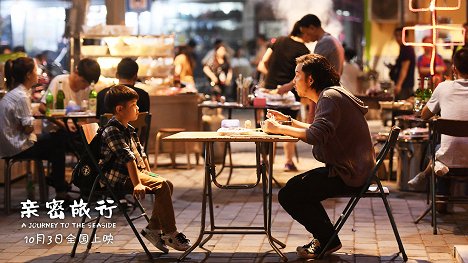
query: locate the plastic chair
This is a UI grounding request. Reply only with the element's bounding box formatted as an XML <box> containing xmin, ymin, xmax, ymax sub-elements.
<box><xmin>100</xmin><ymin>112</ymin><xmax>152</xmax><ymax>152</ymax></box>
<box><xmin>70</xmin><ymin>123</ymin><xmax>154</xmax><ymax>261</ymax></box>
<box><xmin>318</xmin><ymin>126</ymin><xmax>408</xmax><ymax>261</ymax></box>
<box><xmin>414</xmin><ymin>118</ymin><xmax>468</xmax><ymax>234</ymax></box>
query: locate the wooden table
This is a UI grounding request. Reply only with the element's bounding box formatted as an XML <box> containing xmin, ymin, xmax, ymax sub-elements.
<box><xmin>164</xmin><ymin>131</ymin><xmax>298</xmax><ymax>262</ymax></box>
<box><xmin>199</xmin><ymin>101</ymin><xmax>301</xmax><ymax>181</ymax></box>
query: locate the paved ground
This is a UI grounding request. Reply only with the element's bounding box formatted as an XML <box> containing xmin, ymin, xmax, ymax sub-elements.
<box><xmin>1</xmin><ymin>115</ymin><xmax>467</xmax><ymax>262</ymax></box>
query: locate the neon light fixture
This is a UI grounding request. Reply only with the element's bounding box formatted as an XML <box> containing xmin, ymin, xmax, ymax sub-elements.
<box><xmin>403</xmin><ymin>0</ymin><xmax>465</xmax><ymax>76</ymax></box>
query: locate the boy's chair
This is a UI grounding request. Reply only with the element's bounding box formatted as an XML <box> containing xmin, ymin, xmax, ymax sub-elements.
<box><xmin>100</xmin><ymin>112</ymin><xmax>152</xmax><ymax>152</ymax></box>
<box><xmin>318</xmin><ymin>126</ymin><xmax>407</xmax><ymax>261</ymax></box>
<box><xmin>414</xmin><ymin>118</ymin><xmax>468</xmax><ymax>234</ymax></box>
<box><xmin>70</xmin><ymin>123</ymin><xmax>154</xmax><ymax>260</ymax></box>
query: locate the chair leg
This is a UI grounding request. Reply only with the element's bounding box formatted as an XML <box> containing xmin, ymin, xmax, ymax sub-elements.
<box><xmin>36</xmin><ymin>160</ymin><xmax>48</xmax><ymax>203</ymax></box>
<box><xmin>87</xmin><ymin>215</ymin><xmax>102</xmax><ymax>250</ymax></box>
<box><xmin>170</xmin><ymin>142</ymin><xmax>176</xmax><ymax>168</ymax></box>
<box><xmin>4</xmin><ymin>159</ymin><xmax>12</xmax><ymax>215</ymax></box>
<box><xmin>154</xmin><ymin>132</ymin><xmax>162</xmax><ymax>169</ymax></box>
<box><xmin>185</xmin><ymin>142</ymin><xmax>191</xmax><ymax>169</ymax></box>
<box><xmin>107</xmin><ymin>186</ymin><xmax>153</xmax><ymax>261</ymax></box>
<box><xmin>431</xmin><ymin>170</ymin><xmax>437</xmax><ymax>234</ymax></box>
<box><xmin>195</xmin><ymin>153</ymin><xmax>200</xmax><ymax>165</ymax></box>
<box><xmin>318</xmin><ymin>196</ymin><xmax>362</xmax><ymax>259</ymax></box>
<box><xmin>379</xmin><ymin>189</ymin><xmax>408</xmax><ymax>261</ymax></box>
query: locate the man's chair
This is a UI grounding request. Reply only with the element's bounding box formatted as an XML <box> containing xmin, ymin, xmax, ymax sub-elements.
<box><xmin>414</xmin><ymin>119</ymin><xmax>468</xmax><ymax>234</ymax></box>
<box><xmin>100</xmin><ymin>112</ymin><xmax>152</xmax><ymax>152</ymax></box>
<box><xmin>318</xmin><ymin>126</ymin><xmax>408</xmax><ymax>261</ymax></box>
<box><xmin>70</xmin><ymin>123</ymin><xmax>154</xmax><ymax>260</ymax></box>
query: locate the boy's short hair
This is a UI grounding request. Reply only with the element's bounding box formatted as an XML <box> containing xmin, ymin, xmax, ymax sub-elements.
<box><xmin>104</xmin><ymin>85</ymin><xmax>139</xmax><ymax>114</ymax></box>
<box><xmin>77</xmin><ymin>58</ymin><xmax>101</xmax><ymax>84</ymax></box>
<box><xmin>116</xmin><ymin>57</ymin><xmax>139</xmax><ymax>79</ymax></box>
<box><xmin>454</xmin><ymin>48</ymin><xmax>468</xmax><ymax>75</ymax></box>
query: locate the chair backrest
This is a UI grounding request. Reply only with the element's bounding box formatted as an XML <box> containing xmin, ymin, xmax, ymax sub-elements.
<box><xmin>366</xmin><ymin>126</ymin><xmax>401</xmax><ymax>186</ymax></box>
<box><xmin>431</xmin><ymin>118</ymin><xmax>468</xmax><ymax>175</ymax></box>
<box><xmin>81</xmin><ymin>123</ymin><xmax>100</xmax><ymax>144</ymax></box>
<box><xmin>100</xmin><ymin>112</ymin><xmax>152</xmax><ymax>152</ymax></box>
<box><xmin>432</xmin><ymin>118</ymin><xmax>468</xmax><ymax>137</ymax></box>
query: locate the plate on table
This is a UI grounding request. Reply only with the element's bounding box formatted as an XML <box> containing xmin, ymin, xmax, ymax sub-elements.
<box><xmin>67</xmin><ymin>111</ymin><xmax>92</xmax><ymax>117</ymax></box>
<box><xmin>49</xmin><ymin>109</ymin><xmax>66</xmax><ymax>117</ymax></box>
<box><xmin>217</xmin><ymin>127</ymin><xmax>252</xmax><ymax>136</ymax></box>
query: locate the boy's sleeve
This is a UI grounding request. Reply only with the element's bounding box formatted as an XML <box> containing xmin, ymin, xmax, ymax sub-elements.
<box><xmin>102</xmin><ymin>126</ymin><xmax>135</xmax><ymax>163</ymax></box>
<box><xmin>133</xmin><ymin>133</ymin><xmax>147</xmax><ymax>158</ymax></box>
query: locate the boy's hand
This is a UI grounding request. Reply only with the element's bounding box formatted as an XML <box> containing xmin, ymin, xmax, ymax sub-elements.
<box><xmin>133</xmin><ymin>183</ymin><xmax>146</xmax><ymax>200</ymax></box>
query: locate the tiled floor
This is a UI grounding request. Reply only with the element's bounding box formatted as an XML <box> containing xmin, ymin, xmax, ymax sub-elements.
<box><xmin>1</xmin><ymin>115</ymin><xmax>467</xmax><ymax>263</ymax></box>
<box><xmin>1</xmin><ymin>145</ymin><xmax>467</xmax><ymax>263</ymax></box>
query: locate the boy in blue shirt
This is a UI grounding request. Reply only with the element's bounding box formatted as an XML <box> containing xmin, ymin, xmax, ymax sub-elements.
<box><xmin>101</xmin><ymin>85</ymin><xmax>190</xmax><ymax>253</ymax></box>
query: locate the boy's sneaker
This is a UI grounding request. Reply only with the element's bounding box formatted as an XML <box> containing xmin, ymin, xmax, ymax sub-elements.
<box><xmin>408</xmin><ymin>172</ymin><xmax>426</xmax><ymax>189</ymax></box>
<box><xmin>141</xmin><ymin>227</ymin><xmax>169</xmax><ymax>254</ymax></box>
<box><xmin>161</xmin><ymin>232</ymin><xmax>191</xmax><ymax>251</ymax></box>
<box><xmin>296</xmin><ymin>239</ymin><xmax>342</xmax><ymax>259</ymax></box>
<box><xmin>284</xmin><ymin>162</ymin><xmax>298</xmax><ymax>172</ymax></box>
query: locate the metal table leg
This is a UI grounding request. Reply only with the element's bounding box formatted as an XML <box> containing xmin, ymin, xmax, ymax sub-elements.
<box><xmin>178</xmin><ymin>142</ymin><xmax>212</xmax><ymax>261</ymax></box>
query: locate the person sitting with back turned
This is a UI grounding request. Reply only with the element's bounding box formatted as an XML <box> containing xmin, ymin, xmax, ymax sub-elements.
<box><xmin>262</xmin><ymin>54</ymin><xmax>375</xmax><ymax>259</ymax></box>
<box><xmin>96</xmin><ymin>57</ymin><xmax>150</xmax><ymax>117</ymax></box>
<box><xmin>101</xmin><ymin>85</ymin><xmax>190</xmax><ymax>253</ymax></box>
<box><xmin>0</xmin><ymin>57</ymin><xmax>69</xmax><ymax>203</ymax></box>
<box><xmin>407</xmin><ymin>49</ymin><xmax>468</xmax><ymax>207</ymax></box>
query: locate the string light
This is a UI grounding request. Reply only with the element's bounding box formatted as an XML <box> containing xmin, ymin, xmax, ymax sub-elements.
<box><xmin>403</xmin><ymin>0</ymin><xmax>465</xmax><ymax>76</ymax></box>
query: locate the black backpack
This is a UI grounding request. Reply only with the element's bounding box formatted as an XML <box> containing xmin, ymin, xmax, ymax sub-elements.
<box><xmin>72</xmin><ymin>123</ymin><xmax>122</xmax><ymax>195</ymax></box>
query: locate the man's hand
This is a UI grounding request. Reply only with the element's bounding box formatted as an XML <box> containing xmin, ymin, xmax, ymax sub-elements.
<box><xmin>261</xmin><ymin>118</ymin><xmax>280</xmax><ymax>134</ymax></box>
<box><xmin>266</xmin><ymin>109</ymin><xmax>288</xmax><ymax>122</ymax></box>
<box><xmin>133</xmin><ymin>183</ymin><xmax>147</xmax><ymax>200</ymax></box>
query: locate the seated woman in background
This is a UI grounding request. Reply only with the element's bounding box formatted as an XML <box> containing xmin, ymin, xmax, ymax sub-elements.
<box><xmin>0</xmin><ymin>57</ymin><xmax>70</xmax><ymax>204</ymax></box>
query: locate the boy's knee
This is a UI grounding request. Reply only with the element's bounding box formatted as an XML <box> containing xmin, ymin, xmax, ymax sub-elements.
<box><xmin>165</xmin><ymin>180</ymin><xmax>174</xmax><ymax>194</ymax></box>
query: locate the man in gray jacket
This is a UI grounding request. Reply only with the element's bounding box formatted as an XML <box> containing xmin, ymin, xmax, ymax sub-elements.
<box><xmin>262</xmin><ymin>53</ymin><xmax>375</xmax><ymax>259</ymax></box>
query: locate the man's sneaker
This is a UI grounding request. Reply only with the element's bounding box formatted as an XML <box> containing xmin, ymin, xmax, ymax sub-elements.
<box><xmin>296</xmin><ymin>239</ymin><xmax>342</xmax><ymax>259</ymax></box>
<box><xmin>284</xmin><ymin>162</ymin><xmax>298</xmax><ymax>172</ymax></box>
<box><xmin>161</xmin><ymin>232</ymin><xmax>191</xmax><ymax>251</ymax></box>
<box><xmin>141</xmin><ymin>227</ymin><xmax>169</xmax><ymax>254</ymax></box>
<box><xmin>408</xmin><ymin>172</ymin><xmax>426</xmax><ymax>189</ymax></box>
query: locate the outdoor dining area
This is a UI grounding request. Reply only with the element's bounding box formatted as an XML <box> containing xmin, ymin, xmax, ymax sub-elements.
<box><xmin>0</xmin><ymin>89</ymin><xmax>467</xmax><ymax>262</ymax></box>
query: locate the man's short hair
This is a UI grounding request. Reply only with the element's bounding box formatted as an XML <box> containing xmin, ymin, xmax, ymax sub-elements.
<box><xmin>104</xmin><ymin>84</ymin><xmax>139</xmax><ymax>114</ymax></box>
<box><xmin>299</xmin><ymin>14</ymin><xmax>321</xmax><ymax>28</ymax></box>
<box><xmin>77</xmin><ymin>58</ymin><xmax>101</xmax><ymax>84</ymax></box>
<box><xmin>296</xmin><ymin>53</ymin><xmax>340</xmax><ymax>93</ymax></box>
<box><xmin>454</xmin><ymin>48</ymin><xmax>468</xmax><ymax>75</ymax></box>
<box><xmin>116</xmin><ymin>57</ymin><xmax>139</xmax><ymax>79</ymax></box>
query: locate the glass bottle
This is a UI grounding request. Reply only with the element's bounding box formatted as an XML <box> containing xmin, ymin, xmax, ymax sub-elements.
<box><xmin>88</xmin><ymin>82</ymin><xmax>97</xmax><ymax>114</ymax></box>
<box><xmin>55</xmin><ymin>81</ymin><xmax>65</xmax><ymax>109</ymax></box>
<box><xmin>45</xmin><ymin>89</ymin><xmax>54</xmax><ymax>116</ymax></box>
<box><xmin>423</xmin><ymin>77</ymin><xmax>432</xmax><ymax>102</ymax></box>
